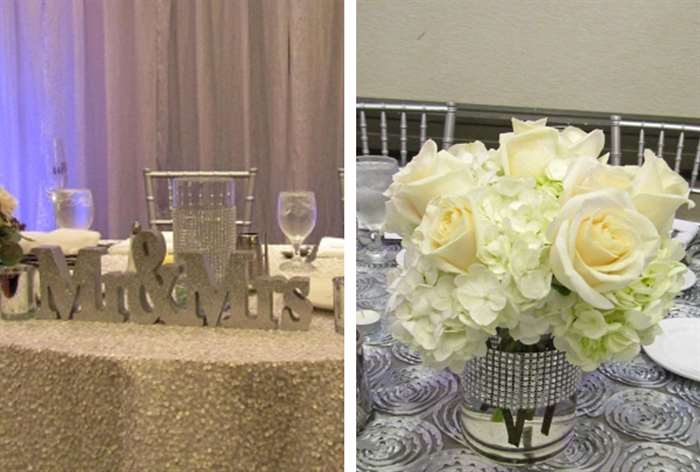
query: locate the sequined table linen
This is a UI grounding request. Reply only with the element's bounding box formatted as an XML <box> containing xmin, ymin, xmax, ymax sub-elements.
<box><xmin>0</xmin><ymin>249</ymin><xmax>343</xmax><ymax>472</ymax></box>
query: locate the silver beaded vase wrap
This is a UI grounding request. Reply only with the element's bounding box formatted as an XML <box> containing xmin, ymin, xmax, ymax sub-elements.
<box><xmin>464</xmin><ymin>339</ymin><xmax>582</xmax><ymax>410</ymax></box>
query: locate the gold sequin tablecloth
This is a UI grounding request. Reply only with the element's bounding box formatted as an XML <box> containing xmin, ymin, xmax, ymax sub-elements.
<box><xmin>0</xmin><ymin>314</ymin><xmax>343</xmax><ymax>471</ymax></box>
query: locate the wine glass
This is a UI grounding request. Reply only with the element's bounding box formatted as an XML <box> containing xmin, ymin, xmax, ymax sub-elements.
<box><xmin>51</xmin><ymin>188</ymin><xmax>94</xmax><ymax>230</ymax></box>
<box><xmin>277</xmin><ymin>191</ymin><xmax>317</xmax><ymax>273</ymax></box>
<box><xmin>356</xmin><ymin>156</ymin><xmax>398</xmax><ymax>265</ymax></box>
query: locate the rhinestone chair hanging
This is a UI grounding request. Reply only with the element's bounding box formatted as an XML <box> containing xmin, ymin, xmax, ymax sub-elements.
<box><xmin>142</xmin><ymin>169</ymin><xmax>258</xmax><ymax>233</ymax></box>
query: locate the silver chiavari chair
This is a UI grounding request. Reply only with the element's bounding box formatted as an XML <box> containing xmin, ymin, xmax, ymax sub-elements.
<box><xmin>357</xmin><ymin>101</ymin><xmax>457</xmax><ymax>166</ymax></box>
<box><xmin>610</xmin><ymin>115</ymin><xmax>700</xmax><ymax>194</ymax></box>
<box><xmin>142</xmin><ymin>168</ymin><xmax>258</xmax><ymax>232</ymax></box>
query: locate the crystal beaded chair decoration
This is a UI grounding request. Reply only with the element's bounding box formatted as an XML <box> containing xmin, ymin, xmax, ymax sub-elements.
<box><xmin>610</xmin><ymin>115</ymin><xmax>700</xmax><ymax>194</ymax></box>
<box><xmin>357</xmin><ymin>100</ymin><xmax>457</xmax><ymax>166</ymax></box>
<box><xmin>143</xmin><ymin>169</ymin><xmax>258</xmax><ymax>232</ymax></box>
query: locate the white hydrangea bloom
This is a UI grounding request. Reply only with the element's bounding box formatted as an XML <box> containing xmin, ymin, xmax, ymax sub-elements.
<box><xmin>550</xmin><ymin>237</ymin><xmax>686</xmax><ymax>370</ymax></box>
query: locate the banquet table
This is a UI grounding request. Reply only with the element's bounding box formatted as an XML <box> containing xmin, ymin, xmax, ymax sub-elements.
<box><xmin>356</xmin><ymin>236</ymin><xmax>700</xmax><ymax>472</ymax></box>
<box><xmin>0</xmin><ymin>245</ymin><xmax>343</xmax><ymax>472</ymax></box>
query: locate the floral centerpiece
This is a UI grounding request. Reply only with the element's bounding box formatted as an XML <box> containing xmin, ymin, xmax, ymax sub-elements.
<box><xmin>0</xmin><ymin>187</ymin><xmax>27</xmax><ymax>301</ymax></box>
<box><xmin>384</xmin><ymin>118</ymin><xmax>692</xmax><ymax>463</ymax></box>
<box><xmin>0</xmin><ymin>187</ymin><xmax>23</xmax><ymax>268</ymax></box>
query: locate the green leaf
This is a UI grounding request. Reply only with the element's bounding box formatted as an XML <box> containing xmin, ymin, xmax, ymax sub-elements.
<box><xmin>552</xmin><ymin>282</ymin><xmax>571</xmax><ymax>296</ymax></box>
<box><xmin>490</xmin><ymin>408</ymin><xmax>505</xmax><ymax>423</ymax></box>
<box><xmin>0</xmin><ymin>242</ymin><xmax>23</xmax><ymax>266</ymax></box>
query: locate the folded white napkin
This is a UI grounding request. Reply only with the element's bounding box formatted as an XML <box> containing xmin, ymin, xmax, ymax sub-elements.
<box><xmin>308</xmin><ymin>278</ymin><xmax>334</xmax><ymax>310</ymax></box>
<box><xmin>20</xmin><ymin>229</ymin><xmax>101</xmax><ymax>255</ymax></box>
<box><xmin>673</xmin><ymin>219</ymin><xmax>700</xmax><ymax>248</ymax></box>
<box><xmin>318</xmin><ymin>237</ymin><xmax>344</xmax><ymax>258</ymax></box>
<box><xmin>108</xmin><ymin>231</ymin><xmax>174</xmax><ymax>256</ymax></box>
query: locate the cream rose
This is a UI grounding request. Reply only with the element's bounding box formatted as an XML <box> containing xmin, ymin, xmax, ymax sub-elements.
<box><xmin>561</xmin><ymin>151</ymin><xmax>693</xmax><ymax>234</ymax></box>
<box><xmin>384</xmin><ymin>140</ymin><xmax>475</xmax><ymax>236</ymax></box>
<box><xmin>0</xmin><ymin>186</ymin><xmax>17</xmax><ymax>218</ymax></box>
<box><xmin>629</xmin><ymin>150</ymin><xmax>694</xmax><ymax>233</ymax></box>
<box><xmin>500</xmin><ymin>119</ymin><xmax>605</xmax><ymax>180</ymax></box>
<box><xmin>558</xmin><ymin>126</ymin><xmax>605</xmax><ymax>159</ymax></box>
<box><xmin>414</xmin><ymin>194</ymin><xmax>478</xmax><ymax>274</ymax></box>
<box><xmin>548</xmin><ymin>189</ymin><xmax>659</xmax><ymax>310</ymax></box>
<box><xmin>560</xmin><ymin>156</ymin><xmax>635</xmax><ymax>202</ymax></box>
<box><xmin>500</xmin><ymin>122</ymin><xmax>560</xmax><ymax>178</ymax></box>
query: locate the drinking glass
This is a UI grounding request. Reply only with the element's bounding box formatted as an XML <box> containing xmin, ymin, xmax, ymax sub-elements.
<box><xmin>277</xmin><ymin>191</ymin><xmax>317</xmax><ymax>273</ymax></box>
<box><xmin>51</xmin><ymin>189</ymin><xmax>94</xmax><ymax>229</ymax></box>
<box><xmin>172</xmin><ymin>177</ymin><xmax>236</xmax><ymax>283</ymax></box>
<box><xmin>356</xmin><ymin>156</ymin><xmax>398</xmax><ymax>265</ymax></box>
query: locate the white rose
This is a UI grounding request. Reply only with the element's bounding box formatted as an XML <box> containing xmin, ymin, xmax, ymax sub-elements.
<box><xmin>512</xmin><ymin>117</ymin><xmax>548</xmax><ymax>134</ymax></box>
<box><xmin>384</xmin><ymin>140</ymin><xmax>475</xmax><ymax>236</ymax></box>
<box><xmin>0</xmin><ymin>186</ymin><xmax>17</xmax><ymax>218</ymax></box>
<box><xmin>499</xmin><ymin>123</ymin><xmax>560</xmax><ymax>178</ymax></box>
<box><xmin>414</xmin><ymin>194</ymin><xmax>478</xmax><ymax>274</ymax></box>
<box><xmin>447</xmin><ymin>140</ymin><xmax>488</xmax><ymax>160</ymax></box>
<box><xmin>558</xmin><ymin>126</ymin><xmax>605</xmax><ymax>159</ymax></box>
<box><xmin>500</xmin><ymin>119</ymin><xmax>605</xmax><ymax>180</ymax></box>
<box><xmin>560</xmin><ymin>156</ymin><xmax>635</xmax><ymax>203</ymax></box>
<box><xmin>548</xmin><ymin>189</ymin><xmax>659</xmax><ymax>310</ymax></box>
<box><xmin>629</xmin><ymin>150</ymin><xmax>694</xmax><ymax>233</ymax></box>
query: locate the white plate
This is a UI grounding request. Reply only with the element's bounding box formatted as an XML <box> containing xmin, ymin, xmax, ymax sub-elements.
<box><xmin>644</xmin><ymin>318</ymin><xmax>700</xmax><ymax>382</ymax></box>
<box><xmin>682</xmin><ymin>269</ymin><xmax>697</xmax><ymax>291</ymax></box>
<box><xmin>395</xmin><ymin>249</ymin><xmax>406</xmax><ymax>267</ymax></box>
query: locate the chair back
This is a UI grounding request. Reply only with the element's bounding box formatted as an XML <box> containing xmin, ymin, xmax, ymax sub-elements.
<box><xmin>610</xmin><ymin>115</ymin><xmax>700</xmax><ymax>193</ymax></box>
<box><xmin>142</xmin><ymin>168</ymin><xmax>258</xmax><ymax>232</ymax></box>
<box><xmin>357</xmin><ymin>101</ymin><xmax>456</xmax><ymax>165</ymax></box>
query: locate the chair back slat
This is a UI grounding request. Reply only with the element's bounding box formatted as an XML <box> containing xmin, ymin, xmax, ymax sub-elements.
<box><xmin>420</xmin><ymin>113</ymin><xmax>427</xmax><ymax>144</ymax></box>
<box><xmin>360</xmin><ymin>111</ymin><xmax>369</xmax><ymax>155</ymax></box>
<box><xmin>143</xmin><ymin>169</ymin><xmax>258</xmax><ymax>232</ymax></box>
<box><xmin>400</xmin><ymin>112</ymin><xmax>408</xmax><ymax>166</ymax></box>
<box><xmin>442</xmin><ymin>102</ymin><xmax>457</xmax><ymax>149</ymax></box>
<box><xmin>674</xmin><ymin>131</ymin><xmax>685</xmax><ymax>173</ymax></box>
<box><xmin>380</xmin><ymin>111</ymin><xmax>388</xmax><ymax>156</ymax></box>
<box><xmin>610</xmin><ymin>115</ymin><xmax>622</xmax><ymax>165</ymax></box>
<box><xmin>637</xmin><ymin>128</ymin><xmax>645</xmax><ymax>165</ymax></box>
<box><xmin>243</xmin><ymin>168</ymin><xmax>257</xmax><ymax>226</ymax></box>
<box><xmin>692</xmin><ymin>139</ymin><xmax>700</xmax><ymax>192</ymax></box>
<box><xmin>657</xmin><ymin>128</ymin><xmax>665</xmax><ymax>158</ymax></box>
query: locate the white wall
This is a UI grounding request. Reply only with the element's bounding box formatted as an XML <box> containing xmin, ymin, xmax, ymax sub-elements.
<box><xmin>358</xmin><ymin>0</ymin><xmax>700</xmax><ymax>118</ymax></box>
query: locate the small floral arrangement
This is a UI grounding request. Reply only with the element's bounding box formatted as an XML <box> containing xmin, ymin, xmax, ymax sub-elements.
<box><xmin>0</xmin><ymin>186</ymin><xmax>24</xmax><ymax>267</ymax></box>
<box><xmin>385</xmin><ymin>118</ymin><xmax>693</xmax><ymax>372</ymax></box>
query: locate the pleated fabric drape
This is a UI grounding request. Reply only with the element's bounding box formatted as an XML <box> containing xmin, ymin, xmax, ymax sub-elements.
<box><xmin>0</xmin><ymin>0</ymin><xmax>344</xmax><ymax>241</ymax></box>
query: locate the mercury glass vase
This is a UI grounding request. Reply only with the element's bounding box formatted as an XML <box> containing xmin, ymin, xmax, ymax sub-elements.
<box><xmin>0</xmin><ymin>264</ymin><xmax>36</xmax><ymax>320</ymax></box>
<box><xmin>460</xmin><ymin>336</ymin><xmax>581</xmax><ymax>466</ymax></box>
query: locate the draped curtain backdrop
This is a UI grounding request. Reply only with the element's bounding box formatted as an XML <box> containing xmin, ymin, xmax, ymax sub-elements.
<box><xmin>0</xmin><ymin>0</ymin><xmax>344</xmax><ymax>241</ymax></box>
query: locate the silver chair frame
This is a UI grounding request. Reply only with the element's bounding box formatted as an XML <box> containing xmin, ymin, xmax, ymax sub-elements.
<box><xmin>610</xmin><ymin>115</ymin><xmax>700</xmax><ymax>193</ymax></box>
<box><xmin>142</xmin><ymin>168</ymin><xmax>258</xmax><ymax>232</ymax></box>
<box><xmin>357</xmin><ymin>101</ymin><xmax>457</xmax><ymax>165</ymax></box>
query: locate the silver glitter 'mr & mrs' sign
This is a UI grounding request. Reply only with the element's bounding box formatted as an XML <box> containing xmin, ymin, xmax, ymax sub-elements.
<box><xmin>28</xmin><ymin>230</ymin><xmax>313</xmax><ymax>330</ymax></box>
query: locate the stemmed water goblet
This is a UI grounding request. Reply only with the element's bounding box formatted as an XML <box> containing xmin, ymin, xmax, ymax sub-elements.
<box><xmin>356</xmin><ymin>155</ymin><xmax>399</xmax><ymax>266</ymax></box>
<box><xmin>277</xmin><ymin>191</ymin><xmax>317</xmax><ymax>273</ymax></box>
<box><xmin>51</xmin><ymin>188</ymin><xmax>94</xmax><ymax>230</ymax></box>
